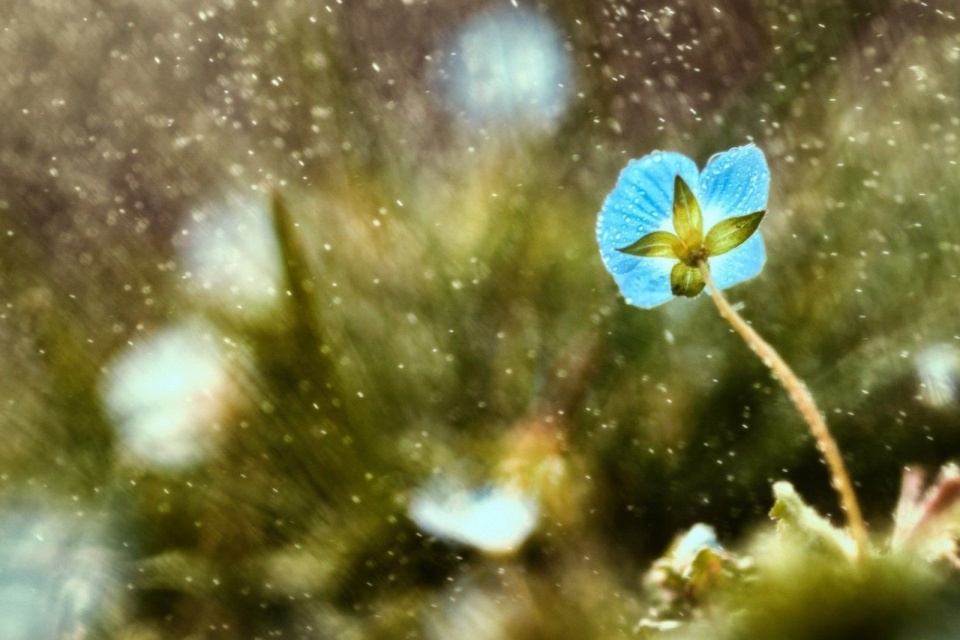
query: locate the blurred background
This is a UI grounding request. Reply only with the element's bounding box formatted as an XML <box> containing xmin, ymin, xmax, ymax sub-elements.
<box><xmin>1</xmin><ymin>0</ymin><xmax>959</xmax><ymax>637</ymax></box>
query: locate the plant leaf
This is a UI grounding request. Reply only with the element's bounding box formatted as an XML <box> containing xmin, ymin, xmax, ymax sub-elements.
<box><xmin>769</xmin><ymin>481</ymin><xmax>858</xmax><ymax>561</ymax></box>
<box><xmin>617</xmin><ymin>230</ymin><xmax>682</xmax><ymax>258</ymax></box>
<box><xmin>704</xmin><ymin>210</ymin><xmax>765</xmax><ymax>257</ymax></box>
<box><xmin>685</xmin><ymin>547</ymin><xmax>726</xmax><ymax>598</ymax></box>
<box><xmin>672</xmin><ymin>176</ymin><xmax>703</xmax><ymax>246</ymax></box>
<box><xmin>670</xmin><ymin>262</ymin><xmax>705</xmax><ymax>298</ymax></box>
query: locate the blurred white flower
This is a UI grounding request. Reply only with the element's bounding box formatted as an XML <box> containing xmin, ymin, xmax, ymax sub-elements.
<box><xmin>0</xmin><ymin>509</ymin><xmax>119</xmax><ymax>640</ymax></box>
<box><xmin>102</xmin><ymin>322</ymin><xmax>235</xmax><ymax>468</ymax></box>
<box><xmin>409</xmin><ymin>481</ymin><xmax>539</xmax><ymax>555</ymax></box>
<box><xmin>179</xmin><ymin>194</ymin><xmax>283</xmax><ymax>319</ymax></box>
<box><xmin>915</xmin><ymin>343</ymin><xmax>959</xmax><ymax>408</ymax></box>
<box><xmin>441</xmin><ymin>5</ymin><xmax>573</xmax><ymax>127</ymax></box>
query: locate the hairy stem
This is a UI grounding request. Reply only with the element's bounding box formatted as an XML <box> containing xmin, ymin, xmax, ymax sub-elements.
<box><xmin>698</xmin><ymin>262</ymin><xmax>868</xmax><ymax>557</ymax></box>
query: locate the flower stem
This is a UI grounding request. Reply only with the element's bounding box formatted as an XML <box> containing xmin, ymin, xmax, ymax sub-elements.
<box><xmin>698</xmin><ymin>262</ymin><xmax>868</xmax><ymax>558</ymax></box>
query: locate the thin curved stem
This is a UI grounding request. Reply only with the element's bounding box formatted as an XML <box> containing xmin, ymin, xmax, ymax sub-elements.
<box><xmin>698</xmin><ymin>262</ymin><xmax>868</xmax><ymax>558</ymax></box>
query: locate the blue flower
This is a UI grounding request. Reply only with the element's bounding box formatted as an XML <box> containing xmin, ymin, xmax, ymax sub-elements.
<box><xmin>596</xmin><ymin>144</ymin><xmax>770</xmax><ymax>308</ymax></box>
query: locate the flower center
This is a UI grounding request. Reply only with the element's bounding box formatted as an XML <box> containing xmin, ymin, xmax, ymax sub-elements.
<box><xmin>676</xmin><ymin>242</ymin><xmax>709</xmax><ymax>268</ymax></box>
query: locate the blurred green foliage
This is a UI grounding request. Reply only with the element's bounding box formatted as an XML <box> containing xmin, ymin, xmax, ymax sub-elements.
<box><xmin>1</xmin><ymin>0</ymin><xmax>960</xmax><ymax>637</ymax></box>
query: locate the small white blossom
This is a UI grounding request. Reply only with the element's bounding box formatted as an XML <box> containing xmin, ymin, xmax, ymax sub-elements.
<box><xmin>0</xmin><ymin>509</ymin><xmax>118</xmax><ymax>640</ymax></box>
<box><xmin>101</xmin><ymin>322</ymin><xmax>234</xmax><ymax>468</ymax></box>
<box><xmin>409</xmin><ymin>481</ymin><xmax>539</xmax><ymax>555</ymax></box>
<box><xmin>441</xmin><ymin>6</ymin><xmax>573</xmax><ymax>128</ymax></box>
<box><xmin>180</xmin><ymin>194</ymin><xmax>283</xmax><ymax>320</ymax></box>
<box><xmin>915</xmin><ymin>344</ymin><xmax>959</xmax><ymax>408</ymax></box>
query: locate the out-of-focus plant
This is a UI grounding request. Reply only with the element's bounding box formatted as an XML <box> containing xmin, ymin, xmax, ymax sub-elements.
<box><xmin>3</xmin><ymin>1</ymin><xmax>960</xmax><ymax>638</ymax></box>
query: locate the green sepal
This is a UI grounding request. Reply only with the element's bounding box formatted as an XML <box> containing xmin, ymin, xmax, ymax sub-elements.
<box><xmin>704</xmin><ymin>210</ymin><xmax>765</xmax><ymax>257</ymax></box>
<box><xmin>672</xmin><ymin>176</ymin><xmax>704</xmax><ymax>246</ymax></box>
<box><xmin>617</xmin><ymin>230</ymin><xmax>682</xmax><ymax>258</ymax></box>
<box><xmin>685</xmin><ymin>546</ymin><xmax>726</xmax><ymax>598</ymax></box>
<box><xmin>670</xmin><ymin>262</ymin><xmax>705</xmax><ymax>298</ymax></box>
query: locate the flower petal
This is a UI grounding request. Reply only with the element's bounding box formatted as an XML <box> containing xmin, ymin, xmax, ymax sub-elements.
<box><xmin>698</xmin><ymin>144</ymin><xmax>770</xmax><ymax>230</ymax></box>
<box><xmin>610</xmin><ymin>258</ymin><xmax>676</xmax><ymax>309</ymax></box>
<box><xmin>597</xmin><ymin>151</ymin><xmax>699</xmax><ymax>308</ymax></box>
<box><xmin>707</xmin><ymin>232</ymin><xmax>766</xmax><ymax>291</ymax></box>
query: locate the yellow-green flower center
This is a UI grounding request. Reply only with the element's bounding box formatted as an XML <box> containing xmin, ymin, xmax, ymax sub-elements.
<box><xmin>617</xmin><ymin>175</ymin><xmax>766</xmax><ymax>298</ymax></box>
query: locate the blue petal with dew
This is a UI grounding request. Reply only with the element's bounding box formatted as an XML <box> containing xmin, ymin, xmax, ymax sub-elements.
<box><xmin>698</xmin><ymin>144</ymin><xmax>769</xmax><ymax>289</ymax></box>
<box><xmin>698</xmin><ymin>144</ymin><xmax>769</xmax><ymax>228</ymax></box>
<box><xmin>596</xmin><ymin>151</ymin><xmax>698</xmax><ymax>308</ymax></box>
<box><xmin>709</xmin><ymin>233</ymin><xmax>766</xmax><ymax>291</ymax></box>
